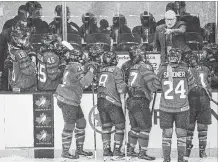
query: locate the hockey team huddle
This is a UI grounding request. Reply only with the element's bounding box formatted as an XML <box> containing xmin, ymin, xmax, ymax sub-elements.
<box><xmin>2</xmin><ymin>1</ymin><xmax>217</xmax><ymax>162</ymax></box>
<box><xmin>6</xmin><ymin>20</ymin><xmax>216</xmax><ymax>162</ymax></box>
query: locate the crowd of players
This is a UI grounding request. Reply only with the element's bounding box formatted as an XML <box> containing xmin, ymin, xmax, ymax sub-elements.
<box><xmin>0</xmin><ymin>1</ymin><xmax>217</xmax><ymax>162</ymax></box>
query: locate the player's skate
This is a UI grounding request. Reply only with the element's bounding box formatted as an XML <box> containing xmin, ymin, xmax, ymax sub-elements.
<box><xmin>112</xmin><ymin>144</ymin><xmax>125</xmax><ymax>161</ymax></box>
<box><xmin>103</xmin><ymin>146</ymin><xmax>113</xmax><ymax>161</ymax></box>
<box><xmin>138</xmin><ymin>149</ymin><xmax>156</xmax><ymax>161</ymax></box>
<box><xmin>61</xmin><ymin>151</ymin><xmax>79</xmax><ymax>159</ymax></box>
<box><xmin>163</xmin><ymin>156</ymin><xmax>171</xmax><ymax>162</ymax></box>
<box><xmin>75</xmin><ymin>144</ymin><xmax>93</xmax><ymax>159</ymax></box>
<box><xmin>199</xmin><ymin>146</ymin><xmax>207</xmax><ymax>158</ymax></box>
<box><xmin>178</xmin><ymin>154</ymin><xmax>187</xmax><ymax>162</ymax></box>
<box><xmin>126</xmin><ymin>143</ymin><xmax>138</xmax><ymax>160</ymax></box>
<box><xmin>185</xmin><ymin>144</ymin><xmax>193</xmax><ymax>157</ymax></box>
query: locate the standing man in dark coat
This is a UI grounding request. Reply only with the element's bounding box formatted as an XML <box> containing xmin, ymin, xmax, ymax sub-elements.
<box><xmin>153</xmin><ymin>10</ymin><xmax>191</xmax><ymax>65</ymax></box>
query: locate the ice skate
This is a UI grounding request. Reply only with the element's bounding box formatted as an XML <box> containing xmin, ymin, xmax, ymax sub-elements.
<box><xmin>112</xmin><ymin>144</ymin><xmax>125</xmax><ymax>161</ymax></box>
<box><xmin>138</xmin><ymin>149</ymin><xmax>156</xmax><ymax>161</ymax></box>
<box><xmin>61</xmin><ymin>151</ymin><xmax>79</xmax><ymax>160</ymax></box>
<box><xmin>75</xmin><ymin>145</ymin><xmax>93</xmax><ymax>159</ymax></box>
<box><xmin>200</xmin><ymin>149</ymin><xmax>207</xmax><ymax>158</ymax></box>
<box><xmin>103</xmin><ymin>146</ymin><xmax>113</xmax><ymax>161</ymax></box>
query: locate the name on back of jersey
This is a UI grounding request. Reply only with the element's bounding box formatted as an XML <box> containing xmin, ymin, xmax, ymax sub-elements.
<box><xmin>163</xmin><ymin>71</ymin><xmax>186</xmax><ymax>78</ymax></box>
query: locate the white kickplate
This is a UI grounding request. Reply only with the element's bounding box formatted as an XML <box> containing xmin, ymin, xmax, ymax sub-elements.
<box><xmin>0</xmin><ymin>156</ymin><xmax>217</xmax><ymax>162</ymax></box>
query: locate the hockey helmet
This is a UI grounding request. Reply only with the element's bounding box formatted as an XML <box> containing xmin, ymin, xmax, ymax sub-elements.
<box><xmin>66</xmin><ymin>49</ymin><xmax>84</xmax><ymax>64</ymax></box>
<box><xmin>140</xmin><ymin>11</ymin><xmax>155</xmax><ymax>26</ymax></box>
<box><xmin>82</xmin><ymin>12</ymin><xmax>97</xmax><ymax>24</ymax></box>
<box><xmin>167</xmin><ymin>48</ymin><xmax>182</xmax><ymax>64</ymax></box>
<box><xmin>103</xmin><ymin>51</ymin><xmax>118</xmax><ymax>66</ymax></box>
<box><xmin>89</xmin><ymin>44</ymin><xmax>104</xmax><ymax>57</ymax></box>
<box><xmin>128</xmin><ymin>45</ymin><xmax>144</xmax><ymax>64</ymax></box>
<box><xmin>113</xmin><ymin>14</ymin><xmax>126</xmax><ymax>26</ymax></box>
<box><xmin>10</xmin><ymin>21</ymin><xmax>31</xmax><ymax>48</ymax></box>
<box><xmin>54</xmin><ymin>5</ymin><xmax>70</xmax><ymax>20</ymax></box>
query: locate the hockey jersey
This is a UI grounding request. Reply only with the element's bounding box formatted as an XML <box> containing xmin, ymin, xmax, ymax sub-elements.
<box><xmin>97</xmin><ymin>66</ymin><xmax>127</xmax><ymax>106</ymax></box>
<box><xmin>37</xmin><ymin>51</ymin><xmax>62</xmax><ymax>91</ymax></box>
<box><xmin>128</xmin><ymin>61</ymin><xmax>160</xmax><ymax>102</ymax></box>
<box><xmin>157</xmin><ymin>63</ymin><xmax>195</xmax><ymax>112</ymax></box>
<box><xmin>8</xmin><ymin>48</ymin><xmax>37</xmax><ymax>91</ymax></box>
<box><xmin>55</xmin><ymin>62</ymin><xmax>94</xmax><ymax>106</ymax></box>
<box><xmin>189</xmin><ymin>65</ymin><xmax>212</xmax><ymax>98</ymax></box>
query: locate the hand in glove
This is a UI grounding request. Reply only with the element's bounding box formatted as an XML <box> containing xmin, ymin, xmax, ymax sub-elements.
<box><xmin>84</xmin><ymin>61</ymin><xmax>99</xmax><ymax>75</ymax></box>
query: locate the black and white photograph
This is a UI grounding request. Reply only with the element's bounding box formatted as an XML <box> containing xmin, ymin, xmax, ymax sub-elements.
<box><xmin>0</xmin><ymin>1</ymin><xmax>217</xmax><ymax>162</ymax></box>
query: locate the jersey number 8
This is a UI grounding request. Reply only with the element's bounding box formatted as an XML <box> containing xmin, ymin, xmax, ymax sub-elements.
<box><xmin>99</xmin><ymin>74</ymin><xmax>108</xmax><ymax>87</ymax></box>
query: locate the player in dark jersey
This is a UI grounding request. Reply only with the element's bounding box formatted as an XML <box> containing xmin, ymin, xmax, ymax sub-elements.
<box><xmin>55</xmin><ymin>44</ymin><xmax>97</xmax><ymax>159</ymax></box>
<box><xmin>97</xmin><ymin>51</ymin><xmax>127</xmax><ymax>159</ymax></box>
<box><xmin>126</xmin><ymin>45</ymin><xmax>160</xmax><ymax>160</ymax></box>
<box><xmin>185</xmin><ymin>53</ymin><xmax>212</xmax><ymax>161</ymax></box>
<box><xmin>37</xmin><ymin>34</ymin><xmax>64</xmax><ymax>91</ymax></box>
<box><xmin>8</xmin><ymin>20</ymin><xmax>37</xmax><ymax>92</ymax></box>
<box><xmin>157</xmin><ymin>48</ymin><xmax>195</xmax><ymax>162</ymax></box>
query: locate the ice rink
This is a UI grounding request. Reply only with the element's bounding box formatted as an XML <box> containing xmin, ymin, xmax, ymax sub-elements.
<box><xmin>0</xmin><ymin>155</ymin><xmax>217</xmax><ymax>162</ymax></box>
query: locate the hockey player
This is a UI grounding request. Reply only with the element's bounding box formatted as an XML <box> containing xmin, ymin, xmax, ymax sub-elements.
<box><xmin>126</xmin><ymin>45</ymin><xmax>160</xmax><ymax>160</ymax></box>
<box><xmin>97</xmin><ymin>51</ymin><xmax>127</xmax><ymax>159</ymax></box>
<box><xmin>110</xmin><ymin>14</ymin><xmax>131</xmax><ymax>42</ymax></box>
<box><xmin>132</xmin><ymin>11</ymin><xmax>156</xmax><ymax>45</ymax></box>
<box><xmin>8</xmin><ymin>20</ymin><xmax>37</xmax><ymax>92</ymax></box>
<box><xmin>185</xmin><ymin>52</ymin><xmax>212</xmax><ymax>160</ymax></box>
<box><xmin>157</xmin><ymin>48</ymin><xmax>195</xmax><ymax>162</ymax></box>
<box><xmin>55</xmin><ymin>45</ymin><xmax>97</xmax><ymax>159</ymax></box>
<box><xmin>49</xmin><ymin>5</ymin><xmax>79</xmax><ymax>35</ymax></box>
<box><xmin>37</xmin><ymin>34</ymin><xmax>64</xmax><ymax>91</ymax></box>
<box><xmin>79</xmin><ymin>12</ymin><xmax>100</xmax><ymax>39</ymax></box>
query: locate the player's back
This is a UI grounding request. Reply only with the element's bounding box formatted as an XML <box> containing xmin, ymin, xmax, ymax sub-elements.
<box><xmin>158</xmin><ymin>63</ymin><xmax>194</xmax><ymax>112</ymax></box>
<box><xmin>97</xmin><ymin>66</ymin><xmax>123</xmax><ymax>106</ymax></box>
<box><xmin>55</xmin><ymin>62</ymin><xmax>84</xmax><ymax>106</ymax></box>
<box><xmin>189</xmin><ymin>66</ymin><xmax>210</xmax><ymax>89</ymax></box>
<box><xmin>37</xmin><ymin>51</ymin><xmax>61</xmax><ymax>91</ymax></box>
<box><xmin>9</xmin><ymin>49</ymin><xmax>37</xmax><ymax>91</ymax></box>
<box><xmin>128</xmin><ymin>61</ymin><xmax>155</xmax><ymax>101</ymax></box>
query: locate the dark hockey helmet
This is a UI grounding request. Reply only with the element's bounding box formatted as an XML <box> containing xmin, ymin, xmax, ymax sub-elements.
<box><xmin>82</xmin><ymin>12</ymin><xmax>97</xmax><ymax>24</ymax></box>
<box><xmin>42</xmin><ymin>33</ymin><xmax>61</xmax><ymax>44</ymax></box>
<box><xmin>103</xmin><ymin>51</ymin><xmax>118</xmax><ymax>66</ymax></box>
<box><xmin>113</xmin><ymin>14</ymin><xmax>126</xmax><ymax>26</ymax></box>
<box><xmin>128</xmin><ymin>45</ymin><xmax>144</xmax><ymax>64</ymax></box>
<box><xmin>10</xmin><ymin>21</ymin><xmax>31</xmax><ymax>48</ymax></box>
<box><xmin>54</xmin><ymin>5</ymin><xmax>70</xmax><ymax>20</ymax></box>
<box><xmin>188</xmin><ymin>52</ymin><xmax>199</xmax><ymax>68</ymax></box>
<box><xmin>67</xmin><ymin>48</ymin><xmax>84</xmax><ymax>64</ymax></box>
<box><xmin>89</xmin><ymin>44</ymin><xmax>104</xmax><ymax>58</ymax></box>
<box><xmin>167</xmin><ymin>48</ymin><xmax>182</xmax><ymax>64</ymax></box>
<box><xmin>25</xmin><ymin>1</ymin><xmax>42</xmax><ymax>18</ymax></box>
<box><xmin>140</xmin><ymin>11</ymin><xmax>155</xmax><ymax>26</ymax></box>
<box><xmin>201</xmin><ymin>43</ymin><xmax>217</xmax><ymax>63</ymax></box>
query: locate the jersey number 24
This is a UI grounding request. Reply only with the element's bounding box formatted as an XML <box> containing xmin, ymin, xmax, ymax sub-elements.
<box><xmin>164</xmin><ymin>80</ymin><xmax>186</xmax><ymax>99</ymax></box>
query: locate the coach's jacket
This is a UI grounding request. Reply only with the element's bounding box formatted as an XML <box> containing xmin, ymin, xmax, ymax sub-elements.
<box><xmin>153</xmin><ymin>21</ymin><xmax>191</xmax><ymax>64</ymax></box>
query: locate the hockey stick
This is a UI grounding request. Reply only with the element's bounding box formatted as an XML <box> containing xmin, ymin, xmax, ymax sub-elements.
<box><xmin>151</xmin><ymin>92</ymin><xmax>157</xmax><ymax>117</ymax></box>
<box><xmin>211</xmin><ymin>99</ymin><xmax>218</xmax><ymax>106</ymax></box>
<box><xmin>123</xmin><ymin>94</ymin><xmax>128</xmax><ymax>161</ymax></box>
<box><xmin>91</xmin><ymin>82</ymin><xmax>97</xmax><ymax>160</ymax></box>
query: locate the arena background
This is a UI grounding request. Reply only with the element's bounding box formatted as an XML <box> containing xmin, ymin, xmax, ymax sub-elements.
<box><xmin>0</xmin><ymin>1</ymin><xmax>217</xmax><ymax>161</ymax></box>
<box><xmin>0</xmin><ymin>1</ymin><xmax>217</xmax><ymax>31</ymax></box>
